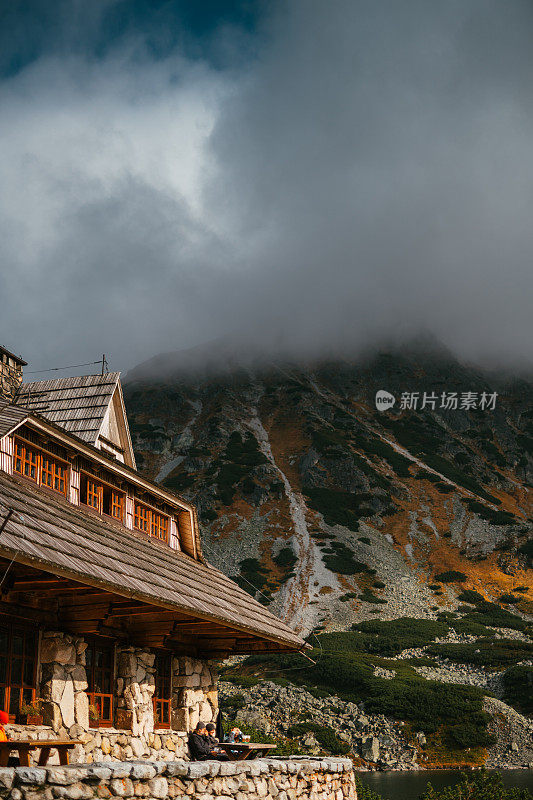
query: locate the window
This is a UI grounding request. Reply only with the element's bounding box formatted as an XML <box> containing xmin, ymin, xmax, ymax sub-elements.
<box><xmin>14</xmin><ymin>439</ymin><xmax>68</xmax><ymax>496</ymax></box>
<box><xmin>80</xmin><ymin>474</ymin><xmax>125</xmax><ymax>522</ymax></box>
<box><xmin>134</xmin><ymin>502</ymin><xmax>169</xmax><ymax>542</ymax></box>
<box><xmin>150</xmin><ymin>512</ymin><xmax>168</xmax><ymax>542</ymax></box>
<box><xmin>86</xmin><ymin>641</ymin><xmax>114</xmax><ymax>726</ymax></box>
<box><xmin>153</xmin><ymin>654</ymin><xmax>171</xmax><ymax>728</ymax></box>
<box><xmin>0</xmin><ymin>626</ymin><xmax>37</xmax><ymax>720</ymax></box>
<box><xmin>41</xmin><ymin>456</ymin><xmax>67</xmax><ymax>494</ymax></box>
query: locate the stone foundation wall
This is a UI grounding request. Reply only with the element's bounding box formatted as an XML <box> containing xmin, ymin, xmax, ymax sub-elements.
<box><xmin>4</xmin><ymin>727</ymin><xmax>189</xmax><ymax>766</ymax></box>
<box><xmin>116</xmin><ymin>648</ymin><xmax>156</xmax><ymax>737</ymax></box>
<box><xmin>0</xmin><ymin>757</ymin><xmax>356</xmax><ymax>800</ymax></box>
<box><xmin>34</xmin><ymin>632</ymin><xmax>218</xmax><ymax>743</ymax></box>
<box><xmin>170</xmin><ymin>657</ymin><xmax>218</xmax><ymax>731</ymax></box>
<box><xmin>39</xmin><ymin>632</ymin><xmax>89</xmax><ymax>735</ymax></box>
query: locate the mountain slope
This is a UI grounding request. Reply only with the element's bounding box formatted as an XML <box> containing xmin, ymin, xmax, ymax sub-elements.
<box><xmin>123</xmin><ymin>345</ymin><xmax>533</xmax><ymax>637</ymax></box>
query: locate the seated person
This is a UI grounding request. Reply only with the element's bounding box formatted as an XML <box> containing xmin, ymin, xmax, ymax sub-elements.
<box><xmin>0</xmin><ymin>711</ymin><xmax>18</xmax><ymax>766</ymax></box>
<box><xmin>205</xmin><ymin>723</ymin><xmax>219</xmax><ymax>745</ymax></box>
<box><xmin>188</xmin><ymin>722</ymin><xmax>229</xmax><ymax>761</ymax></box>
<box><xmin>205</xmin><ymin>722</ymin><xmax>229</xmax><ymax>760</ymax></box>
<box><xmin>0</xmin><ymin>711</ymin><xmax>8</xmax><ymax>743</ymax></box>
<box><xmin>225</xmin><ymin>726</ymin><xmax>243</xmax><ymax>743</ymax></box>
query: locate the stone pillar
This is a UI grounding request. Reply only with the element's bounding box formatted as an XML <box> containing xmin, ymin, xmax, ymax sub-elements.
<box><xmin>39</xmin><ymin>631</ymin><xmax>89</xmax><ymax>735</ymax></box>
<box><xmin>115</xmin><ymin>647</ymin><xmax>156</xmax><ymax>737</ymax></box>
<box><xmin>171</xmin><ymin>657</ymin><xmax>218</xmax><ymax>732</ymax></box>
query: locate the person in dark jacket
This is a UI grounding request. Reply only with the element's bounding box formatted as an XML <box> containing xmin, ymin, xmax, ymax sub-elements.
<box><xmin>188</xmin><ymin>723</ymin><xmax>229</xmax><ymax>761</ymax></box>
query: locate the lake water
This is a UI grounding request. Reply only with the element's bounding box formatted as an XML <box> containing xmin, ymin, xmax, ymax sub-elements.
<box><xmin>357</xmin><ymin>769</ymin><xmax>533</xmax><ymax>799</ymax></box>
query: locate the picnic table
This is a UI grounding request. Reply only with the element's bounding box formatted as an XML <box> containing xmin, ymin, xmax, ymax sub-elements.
<box><xmin>217</xmin><ymin>742</ymin><xmax>277</xmax><ymax>761</ymax></box>
<box><xmin>0</xmin><ymin>740</ymin><xmax>81</xmax><ymax>767</ymax></box>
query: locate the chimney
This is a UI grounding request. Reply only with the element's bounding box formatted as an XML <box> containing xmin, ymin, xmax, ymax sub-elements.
<box><xmin>0</xmin><ymin>345</ymin><xmax>26</xmax><ymax>402</ymax></box>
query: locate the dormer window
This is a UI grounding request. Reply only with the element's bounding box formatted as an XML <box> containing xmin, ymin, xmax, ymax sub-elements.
<box><xmin>134</xmin><ymin>501</ymin><xmax>169</xmax><ymax>543</ymax></box>
<box><xmin>80</xmin><ymin>473</ymin><xmax>125</xmax><ymax>523</ymax></box>
<box><xmin>14</xmin><ymin>438</ymin><xmax>68</xmax><ymax>496</ymax></box>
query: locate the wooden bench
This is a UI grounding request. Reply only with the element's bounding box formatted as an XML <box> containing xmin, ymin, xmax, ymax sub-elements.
<box><xmin>217</xmin><ymin>742</ymin><xmax>277</xmax><ymax>761</ymax></box>
<box><xmin>0</xmin><ymin>740</ymin><xmax>81</xmax><ymax>767</ymax></box>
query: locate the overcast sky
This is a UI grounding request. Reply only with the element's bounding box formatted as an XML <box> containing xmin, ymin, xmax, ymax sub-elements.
<box><xmin>1</xmin><ymin>0</ymin><xmax>533</xmax><ymax>376</ymax></box>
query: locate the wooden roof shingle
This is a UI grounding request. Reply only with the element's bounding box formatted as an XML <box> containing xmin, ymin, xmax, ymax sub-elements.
<box><xmin>0</xmin><ymin>470</ymin><xmax>305</xmax><ymax>652</ymax></box>
<box><xmin>17</xmin><ymin>374</ymin><xmax>120</xmax><ymax>444</ymax></box>
<box><xmin>0</xmin><ymin>403</ymin><xmax>29</xmax><ymax>439</ymax></box>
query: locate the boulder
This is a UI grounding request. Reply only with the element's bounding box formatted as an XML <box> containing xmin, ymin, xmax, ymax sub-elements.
<box><xmin>71</xmin><ymin>665</ymin><xmax>88</xmax><ymax>692</ymax></box>
<box><xmin>118</xmin><ymin>652</ymin><xmax>137</xmax><ymax>678</ymax></box>
<box><xmin>362</xmin><ymin>736</ymin><xmax>380</xmax><ymax>762</ymax></box>
<box><xmin>74</xmin><ymin>691</ymin><xmax>89</xmax><ymax>731</ymax></box>
<box><xmin>59</xmin><ymin>679</ymin><xmax>75</xmax><ymax>729</ymax></box>
<box><xmin>40</xmin><ymin>638</ymin><xmax>76</xmax><ymax>666</ymax></box>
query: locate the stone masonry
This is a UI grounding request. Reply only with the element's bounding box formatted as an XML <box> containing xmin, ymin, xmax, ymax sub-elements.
<box><xmin>13</xmin><ymin>633</ymin><xmax>221</xmax><ymax>765</ymax></box>
<box><xmin>170</xmin><ymin>656</ymin><xmax>218</xmax><ymax>732</ymax></box>
<box><xmin>0</xmin><ymin>757</ymin><xmax>356</xmax><ymax>800</ymax></box>
<box><xmin>116</xmin><ymin>647</ymin><xmax>156</xmax><ymax>738</ymax></box>
<box><xmin>39</xmin><ymin>632</ymin><xmax>89</xmax><ymax>735</ymax></box>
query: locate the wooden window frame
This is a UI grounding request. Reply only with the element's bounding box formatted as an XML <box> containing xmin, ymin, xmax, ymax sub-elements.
<box><xmin>134</xmin><ymin>501</ymin><xmax>169</xmax><ymax>543</ymax></box>
<box><xmin>153</xmin><ymin>654</ymin><xmax>172</xmax><ymax>729</ymax></box>
<box><xmin>80</xmin><ymin>472</ymin><xmax>125</xmax><ymax>523</ymax></box>
<box><xmin>13</xmin><ymin>437</ymin><xmax>68</xmax><ymax>497</ymax></box>
<box><xmin>85</xmin><ymin>640</ymin><xmax>114</xmax><ymax>727</ymax></box>
<box><xmin>0</xmin><ymin>625</ymin><xmax>38</xmax><ymax>722</ymax></box>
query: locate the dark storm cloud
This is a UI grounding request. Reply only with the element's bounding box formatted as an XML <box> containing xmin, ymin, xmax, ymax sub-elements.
<box><xmin>1</xmin><ymin>0</ymin><xmax>533</xmax><ymax>373</ymax></box>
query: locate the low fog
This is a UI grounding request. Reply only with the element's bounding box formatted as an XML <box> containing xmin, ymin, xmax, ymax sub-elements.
<box><xmin>1</xmin><ymin>0</ymin><xmax>533</xmax><ymax>374</ymax></box>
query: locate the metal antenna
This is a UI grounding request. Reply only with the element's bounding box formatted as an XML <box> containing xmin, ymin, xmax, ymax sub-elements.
<box><xmin>101</xmin><ymin>355</ymin><xmax>109</xmax><ymax>375</ymax></box>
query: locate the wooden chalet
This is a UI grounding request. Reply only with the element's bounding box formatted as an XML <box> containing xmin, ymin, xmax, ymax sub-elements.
<box><xmin>0</xmin><ymin>345</ymin><xmax>304</xmax><ymax>740</ymax></box>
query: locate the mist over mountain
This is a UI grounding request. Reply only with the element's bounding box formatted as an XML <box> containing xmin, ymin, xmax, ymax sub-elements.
<box><xmin>124</xmin><ymin>341</ymin><xmax>532</xmax><ymax>635</ymax></box>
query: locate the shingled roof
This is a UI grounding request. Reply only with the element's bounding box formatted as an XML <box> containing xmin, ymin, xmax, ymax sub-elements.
<box><xmin>17</xmin><ymin>374</ymin><xmax>121</xmax><ymax>444</ymax></box>
<box><xmin>0</xmin><ymin>402</ymin><xmax>28</xmax><ymax>439</ymax></box>
<box><xmin>0</xmin><ymin>469</ymin><xmax>305</xmax><ymax>652</ymax></box>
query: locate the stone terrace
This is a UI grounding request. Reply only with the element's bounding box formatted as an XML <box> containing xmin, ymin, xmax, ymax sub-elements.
<box><xmin>0</xmin><ymin>757</ymin><xmax>356</xmax><ymax>800</ymax></box>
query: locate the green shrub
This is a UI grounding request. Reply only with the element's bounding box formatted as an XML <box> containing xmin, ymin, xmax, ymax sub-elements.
<box><xmin>427</xmin><ymin>640</ymin><xmax>533</xmax><ymax>668</ymax></box>
<box><xmin>502</xmin><ymin>666</ymin><xmax>533</xmax><ymax>714</ymax></box>
<box><xmin>461</xmin><ymin>601</ymin><xmax>527</xmax><ymax>632</ymax></box>
<box><xmin>498</xmin><ymin>593</ymin><xmax>519</xmax><ymax>604</ymax></box>
<box><xmin>420</xmin><ymin>770</ymin><xmax>533</xmax><ymax>800</ymax></box>
<box><xmin>518</xmin><ymin>539</ymin><xmax>533</xmax><ymax>562</ymax></box>
<box><xmin>354</xmin><ymin>776</ymin><xmax>385</xmax><ymax>800</ymax></box>
<box><xmin>225</xmin><ymin>693</ymin><xmax>245</xmax><ymax>711</ymax></box>
<box><xmin>215</xmin><ymin>432</ymin><xmax>268</xmax><ymax>504</ymax></box>
<box><xmin>373</xmin><ymin>580</ymin><xmax>386</xmax><ymax>589</ymax></box>
<box><xmin>200</xmin><ymin>507</ymin><xmax>217</xmax><ymax>522</ymax></box>
<box><xmin>434</xmin><ymin>571</ymin><xmax>467</xmax><ymax>583</ymax></box>
<box><xmin>358</xmin><ymin>536</ymin><xmax>371</xmax><ymax>544</ymax></box>
<box><xmin>231</xmin><ymin>558</ymin><xmax>270</xmax><ymax>597</ymax></box>
<box><xmin>446</xmin><ymin>721</ymin><xmax>496</xmax><ymax>749</ymax></box>
<box><xmin>163</xmin><ymin>469</ymin><xmax>195</xmax><ymax>491</ymax></box>
<box><xmin>273</xmin><ymin>547</ymin><xmax>298</xmax><ymax>571</ymax></box>
<box><xmin>303</xmin><ymin>487</ymin><xmax>372</xmax><ymax>531</ymax></box>
<box><xmin>321</xmin><ymin>541</ymin><xmax>372</xmax><ymax>575</ymax></box>
<box><xmin>457</xmin><ymin>589</ymin><xmax>484</xmax><ymax>604</ymax></box>
<box><xmin>348</xmin><ymin>618</ymin><xmax>450</xmax><ymax>656</ymax></box>
<box><xmin>287</xmin><ymin>723</ymin><xmax>350</xmax><ymax>755</ymax></box>
<box><xmin>467</xmin><ymin>500</ymin><xmax>516</xmax><ymax>526</ymax></box>
<box><xmin>360</xmin><ymin>590</ymin><xmax>387</xmax><ymax>604</ymax></box>
<box><xmin>224</xmin><ymin>675</ymin><xmax>259</xmax><ymax>688</ymax></box>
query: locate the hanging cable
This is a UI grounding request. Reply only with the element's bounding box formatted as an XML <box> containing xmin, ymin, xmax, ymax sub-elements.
<box><xmin>201</xmin><ymin>537</ymin><xmax>324</xmax><ymax>673</ymax></box>
<box><xmin>24</xmin><ymin>360</ymin><xmax>103</xmax><ymax>375</ymax></box>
